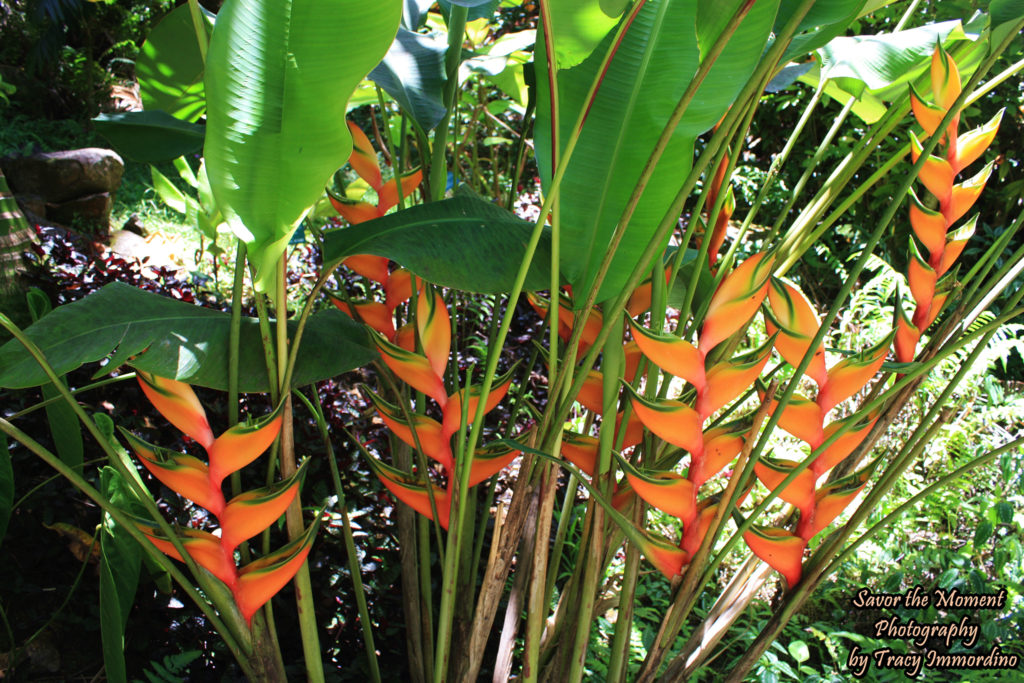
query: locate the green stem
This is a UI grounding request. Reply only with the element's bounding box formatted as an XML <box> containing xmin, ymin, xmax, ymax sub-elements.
<box><xmin>8</xmin><ymin>373</ymin><xmax>135</xmax><ymax>419</ymax></box>
<box><xmin>295</xmin><ymin>388</ymin><xmax>382</xmax><ymax>683</ymax></box>
<box><xmin>429</xmin><ymin>5</ymin><xmax>468</xmax><ymax>201</ymax></box>
<box><xmin>186</xmin><ymin>0</ymin><xmax>207</xmax><ymax>63</ymax></box>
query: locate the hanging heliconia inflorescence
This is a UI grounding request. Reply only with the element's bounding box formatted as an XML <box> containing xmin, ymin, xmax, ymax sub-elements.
<box><xmin>896</xmin><ymin>45</ymin><xmax>1002</xmax><ymax>363</ymax></box>
<box><xmin>362</xmin><ymin>288</ymin><xmax>520</xmax><ymax>530</ymax></box>
<box><xmin>749</xmin><ymin>278</ymin><xmax>890</xmax><ymax>586</ymax></box>
<box><xmin>123</xmin><ymin>372</ymin><xmax>318</xmax><ymax>624</ymax></box>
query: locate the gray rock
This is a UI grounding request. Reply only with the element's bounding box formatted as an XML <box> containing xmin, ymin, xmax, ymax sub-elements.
<box><xmin>47</xmin><ymin>192</ymin><xmax>113</xmax><ymax>234</ymax></box>
<box><xmin>1</xmin><ymin>148</ymin><xmax>124</xmax><ymax>204</ymax></box>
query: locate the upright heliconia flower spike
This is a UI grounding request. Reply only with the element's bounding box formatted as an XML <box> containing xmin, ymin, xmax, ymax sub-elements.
<box><xmin>417</xmin><ymin>288</ymin><xmax>451</xmax><ymax>381</ymax></box>
<box><xmin>332</xmin><ymin>200</ymin><xmax>381</xmax><ymax>225</ymax></box>
<box><xmin>898</xmin><ymin>46</ymin><xmax>1001</xmax><ymax>364</ymax></box>
<box><xmin>137</xmin><ymin>371</ymin><xmax>215</xmax><ymax>449</ymax></box>
<box><xmin>699</xmin><ymin>252</ymin><xmax>774</xmax><ymax>355</ymax></box>
<box><xmin>764</xmin><ymin>278</ymin><xmax>828</xmax><ymax>387</ymax></box>
<box><xmin>346</xmin><ymin>119</ymin><xmax>383</xmax><ymax>191</ymax></box>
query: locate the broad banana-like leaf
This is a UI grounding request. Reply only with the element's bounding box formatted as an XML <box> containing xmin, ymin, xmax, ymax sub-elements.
<box><xmin>369</xmin><ymin>27</ymin><xmax>448</xmax><ymax>132</ymax></box>
<box><xmin>204</xmin><ymin>0</ymin><xmax>402</xmax><ymax>294</ymax></box>
<box><xmin>535</xmin><ymin>0</ymin><xmax>780</xmax><ymax>303</ymax></box>
<box><xmin>136</xmin><ymin>3</ymin><xmax>216</xmax><ymax>122</ymax></box>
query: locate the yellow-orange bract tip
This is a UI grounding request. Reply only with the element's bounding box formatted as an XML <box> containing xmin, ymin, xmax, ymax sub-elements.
<box><xmin>346</xmin><ymin>120</ymin><xmax>383</xmax><ymax>191</ymax></box>
<box><xmin>374</xmin><ymin>333</ymin><xmax>448</xmax><ymax>407</ymax></box>
<box><xmin>137</xmin><ymin>372</ymin><xmax>215</xmax><ymax>450</ymax></box>
<box><xmin>625</xmin><ymin>470</ymin><xmax>696</xmax><ymax>526</ymax></box>
<box><xmin>930</xmin><ymin>43</ymin><xmax>961</xmax><ymax>113</ymax></box>
<box><xmin>700</xmin><ymin>252</ymin><xmax>773</xmax><ymax>354</ymax></box>
<box><xmin>207</xmin><ymin>408</ymin><xmax>283</xmax><ymax>488</ymax></box>
<box><xmin>627</xmin><ymin>390</ymin><xmax>702</xmax><ymax>454</ymax></box>
<box><xmin>754</xmin><ymin>458</ymin><xmax>815</xmax><ymax>511</ymax></box>
<box><xmin>743</xmin><ymin>526</ymin><xmax>806</xmax><ymax>588</ymax></box>
<box><xmin>629</xmin><ymin>317</ymin><xmax>705</xmax><ymax>390</ymax></box>
<box><xmin>417</xmin><ymin>288</ymin><xmax>451</xmax><ymax>381</ymax></box>
<box><xmin>342</xmin><ymin>254</ymin><xmax>390</xmax><ymax>284</ymax></box>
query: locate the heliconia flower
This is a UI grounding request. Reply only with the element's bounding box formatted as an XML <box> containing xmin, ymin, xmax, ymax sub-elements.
<box><xmin>628</xmin><ymin>318</ymin><xmax>705</xmax><ymax>391</ymax></box>
<box><xmin>743</xmin><ymin>525</ymin><xmax>806</xmax><ymax>588</ymax></box>
<box><xmin>706</xmin><ymin>185</ymin><xmax>735</xmax><ymax>270</ymax></box>
<box><xmin>561</xmin><ymin>431</ymin><xmax>599</xmax><ymax>476</ymax></box>
<box><xmin>930</xmin><ymin>43</ymin><xmax>962</xmax><ymax>115</ymax></box>
<box><xmin>137</xmin><ymin>371</ymin><xmax>214</xmax><ymax>449</ymax></box>
<box><xmin>699</xmin><ymin>252</ymin><xmax>774</xmax><ymax>355</ymax></box>
<box><xmin>206</xmin><ymin>407</ymin><xmax>284</xmax><ymax>490</ymax></box>
<box><xmin>467</xmin><ymin>443</ymin><xmax>520</xmax><ymax>488</ymax></box>
<box><xmin>385</xmin><ymin>268</ymin><xmax>421</xmax><ymax>311</ymax></box>
<box><xmin>637</xmin><ymin>530</ymin><xmax>690</xmax><ymax>579</ymax></box>
<box><xmin>346</xmin><ymin>120</ymin><xmax>383</xmax><ymax>190</ymax></box>
<box><xmin>894</xmin><ymin>302</ymin><xmax>920</xmax><ymax>364</ymax></box>
<box><xmin>417</xmin><ymin>289</ymin><xmax>451</xmax><ymax>381</ymax></box>
<box><xmin>625</xmin><ymin>384</ymin><xmax>703</xmax><ymax>455</ymax></box>
<box><xmin>953</xmin><ymin>110</ymin><xmax>1003</xmax><ymax>174</ymax></box>
<box><xmin>576</xmin><ymin>370</ymin><xmax>606</xmax><ymax>414</ymax></box>
<box><xmin>440</xmin><ymin>366</ymin><xmax>516</xmax><ymax>439</ymax></box>
<box><xmin>908</xmin><ymin>189</ymin><xmax>947</xmax><ymax>261</ymax></box>
<box><xmin>395</xmin><ymin>322</ymin><xmax>416</xmax><ymax>352</ymax></box>
<box><xmin>378</xmin><ymin>170</ymin><xmax>424</xmax><ymax>211</ymax></box>
<box><xmin>698</xmin><ymin>336</ymin><xmax>773</xmax><ymax>420</ymax></box>
<box><xmin>937</xmin><ymin>216</ymin><xmax>976</xmax><ymax>277</ymax></box>
<box><xmin>526</xmin><ymin>292</ymin><xmax>602</xmax><ymax>354</ymax></box>
<box><xmin>623</xmin><ymin>340</ymin><xmax>643</xmax><ymax>383</ymax></box>
<box><xmin>331</xmin><ymin>200</ymin><xmax>381</xmax><ymax>226</ymax></box>
<box><xmin>910</xmin><ymin>83</ymin><xmax>950</xmax><ymax>140</ymax></box>
<box><xmin>812</xmin><ymin>413</ymin><xmax>876</xmax><ymax>478</ymax></box>
<box><xmin>795</xmin><ymin>465</ymin><xmax>871</xmax><ymax>540</ymax></box>
<box><xmin>120</xmin><ymin>430</ymin><xmax>224</xmax><ymax>516</ymax></box>
<box><xmin>328</xmin><ymin>294</ymin><xmax>397</xmax><ymax>340</ymax></box>
<box><xmin>910</xmin><ymin>132</ymin><xmax>954</xmax><ymax>206</ymax></box>
<box><xmin>620</xmin><ymin>465</ymin><xmax>697</xmax><ymax>527</ymax></box>
<box><xmin>692</xmin><ymin>425</ymin><xmax>744</xmax><ymax>487</ymax></box>
<box><xmin>135</xmin><ymin>520</ymin><xmax>237</xmax><ymax>587</ymax></box>
<box><xmin>681</xmin><ymin>497</ymin><xmax>724</xmax><ymax>557</ymax></box>
<box><xmin>614</xmin><ymin>411</ymin><xmax>646</xmax><ymax>449</ymax></box>
<box><xmin>626</xmin><ymin>264</ymin><xmax>673</xmax><ymax>317</ymax></box>
<box><xmin>764</xmin><ymin>392</ymin><xmax>824</xmax><ymax>448</ymax></box>
<box><xmin>764</xmin><ymin>278</ymin><xmax>827</xmax><ymax>387</ymax></box>
<box><xmin>365</xmin><ymin>389</ymin><xmax>453</xmax><ymax>469</ymax></box>
<box><xmin>342</xmin><ymin>254</ymin><xmax>390</xmax><ymax>285</ymax></box>
<box><xmin>907</xmin><ymin>239</ymin><xmax>937</xmax><ymax>327</ymax></box>
<box><xmin>234</xmin><ymin>517</ymin><xmax>320</xmax><ymax>625</ymax></box>
<box><xmin>815</xmin><ymin>333</ymin><xmax>893</xmax><ymax>417</ymax></box>
<box><xmin>219</xmin><ymin>463</ymin><xmax>307</xmax><ymax>552</ymax></box>
<box><xmin>753</xmin><ymin>457</ymin><xmax>815</xmax><ymax>512</ymax></box>
<box><xmin>373</xmin><ymin>333</ymin><xmax>448</xmax><ymax>407</ymax></box>
<box><xmin>364</xmin><ymin>451</ymin><xmax>451</xmax><ymax>529</ymax></box>
<box><xmin>945</xmin><ymin>162</ymin><xmax>993</xmax><ymax>225</ymax></box>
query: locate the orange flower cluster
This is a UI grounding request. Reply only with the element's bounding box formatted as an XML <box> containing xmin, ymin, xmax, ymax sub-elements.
<box><xmin>362</xmin><ymin>289</ymin><xmax>520</xmax><ymax>530</ymax></box>
<box><xmin>896</xmin><ymin>46</ymin><xmax>1002</xmax><ymax>362</ymax></box>
<box><xmin>124</xmin><ymin>372</ymin><xmax>315</xmax><ymax>624</ymax></box>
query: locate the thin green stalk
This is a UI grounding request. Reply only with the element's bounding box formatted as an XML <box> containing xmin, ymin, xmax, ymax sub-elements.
<box><xmin>227</xmin><ymin>241</ymin><xmax>246</xmax><ymax>502</ymax></box>
<box><xmin>429</xmin><ymin>5</ymin><xmax>468</xmax><ymax>201</ymax></box>
<box><xmin>186</xmin><ymin>0</ymin><xmax>207</xmax><ymax>62</ymax></box>
<box><xmin>295</xmin><ymin>388</ymin><xmax>381</xmax><ymax>683</ymax></box>
<box><xmin>275</xmin><ymin>257</ymin><xmax>325</xmax><ymax>683</ymax></box>
<box><xmin>8</xmin><ymin>373</ymin><xmax>135</xmax><ymax>419</ymax></box>
<box><xmin>11</xmin><ymin>457</ymin><xmax>106</xmax><ymax>510</ymax></box>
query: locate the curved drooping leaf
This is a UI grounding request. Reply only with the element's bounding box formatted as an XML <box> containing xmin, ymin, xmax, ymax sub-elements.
<box><xmin>775</xmin><ymin>0</ymin><xmax>869</xmax><ymax>63</ymax></box>
<box><xmin>322</xmin><ymin>192</ymin><xmax>552</xmax><ymax>293</ymax></box>
<box><xmin>0</xmin><ymin>283</ymin><xmax>376</xmax><ymax>392</ymax></box>
<box><xmin>93</xmin><ymin>112</ymin><xmax>205</xmax><ymax>163</ymax></box>
<box><xmin>797</xmin><ymin>18</ymin><xmax>984</xmax><ymax>123</ymax></box>
<box><xmin>135</xmin><ymin>3</ymin><xmax>216</xmax><ymax>123</ymax></box>
<box><xmin>536</xmin><ymin>0</ymin><xmax>780</xmax><ymax>305</ymax></box>
<box><xmin>99</xmin><ymin>467</ymin><xmax>143</xmax><ymax>683</ymax></box>
<box><xmin>204</xmin><ymin>0</ymin><xmax>402</xmax><ymax>295</ymax></box>
<box><xmin>438</xmin><ymin>0</ymin><xmax>499</xmax><ymax>21</ymax></box>
<box><xmin>369</xmin><ymin>28</ymin><xmax>448</xmax><ymax>132</ymax></box>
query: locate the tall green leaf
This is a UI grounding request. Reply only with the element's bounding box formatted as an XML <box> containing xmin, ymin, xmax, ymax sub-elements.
<box><xmin>0</xmin><ymin>283</ymin><xmax>376</xmax><ymax>392</ymax></box>
<box><xmin>204</xmin><ymin>0</ymin><xmax>402</xmax><ymax>295</ymax></box>
<box><xmin>322</xmin><ymin>192</ymin><xmax>552</xmax><ymax>293</ymax></box>
<box><xmin>369</xmin><ymin>28</ymin><xmax>448</xmax><ymax>132</ymax></box>
<box><xmin>99</xmin><ymin>467</ymin><xmax>144</xmax><ymax>683</ymax></box>
<box><xmin>135</xmin><ymin>3</ymin><xmax>216</xmax><ymax>123</ymax></box>
<box><xmin>93</xmin><ymin>112</ymin><xmax>205</xmax><ymax>163</ymax></box>
<box><xmin>535</xmin><ymin>0</ymin><xmax>779</xmax><ymax>304</ymax></box>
